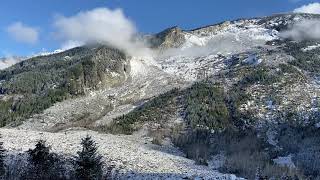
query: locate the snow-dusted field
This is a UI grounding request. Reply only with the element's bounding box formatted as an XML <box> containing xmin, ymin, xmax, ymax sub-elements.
<box><xmin>0</xmin><ymin>128</ymin><xmax>242</xmax><ymax>179</ymax></box>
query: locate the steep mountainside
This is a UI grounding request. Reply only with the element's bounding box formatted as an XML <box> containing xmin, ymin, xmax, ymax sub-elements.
<box><xmin>0</xmin><ymin>45</ymin><xmax>129</xmax><ymax>126</ymax></box>
<box><xmin>1</xmin><ymin>13</ymin><xmax>320</xmax><ymax>179</ymax></box>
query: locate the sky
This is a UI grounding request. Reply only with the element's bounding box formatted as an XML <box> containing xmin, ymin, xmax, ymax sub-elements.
<box><xmin>0</xmin><ymin>0</ymin><xmax>318</xmax><ymax>57</ymax></box>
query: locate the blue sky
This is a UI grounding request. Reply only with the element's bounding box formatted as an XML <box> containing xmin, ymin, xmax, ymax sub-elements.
<box><xmin>0</xmin><ymin>0</ymin><xmax>317</xmax><ymax>56</ymax></box>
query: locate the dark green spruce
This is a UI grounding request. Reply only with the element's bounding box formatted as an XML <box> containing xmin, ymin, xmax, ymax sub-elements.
<box><xmin>74</xmin><ymin>135</ymin><xmax>103</xmax><ymax>180</ymax></box>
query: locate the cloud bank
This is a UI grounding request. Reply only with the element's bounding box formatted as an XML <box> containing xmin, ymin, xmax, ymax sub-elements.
<box><xmin>53</xmin><ymin>8</ymin><xmax>152</xmax><ymax>56</ymax></box>
<box><xmin>293</xmin><ymin>3</ymin><xmax>320</xmax><ymax>14</ymax></box>
<box><xmin>6</xmin><ymin>22</ymin><xmax>39</xmax><ymax>44</ymax></box>
<box><xmin>280</xmin><ymin>20</ymin><xmax>320</xmax><ymax>41</ymax></box>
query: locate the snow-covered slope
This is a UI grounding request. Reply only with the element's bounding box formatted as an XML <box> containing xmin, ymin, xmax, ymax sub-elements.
<box><xmin>0</xmin><ymin>128</ymin><xmax>242</xmax><ymax>180</ymax></box>
<box><xmin>154</xmin><ymin>18</ymin><xmax>279</xmax><ymax>81</ymax></box>
<box><xmin>2</xmin><ymin>13</ymin><xmax>320</xmax><ymax>179</ymax></box>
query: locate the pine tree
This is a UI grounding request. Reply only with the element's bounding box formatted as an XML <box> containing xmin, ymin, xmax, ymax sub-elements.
<box><xmin>0</xmin><ymin>135</ymin><xmax>6</xmax><ymax>178</ymax></box>
<box><xmin>25</xmin><ymin>140</ymin><xmax>54</xmax><ymax>180</ymax></box>
<box><xmin>74</xmin><ymin>135</ymin><xmax>103</xmax><ymax>180</ymax></box>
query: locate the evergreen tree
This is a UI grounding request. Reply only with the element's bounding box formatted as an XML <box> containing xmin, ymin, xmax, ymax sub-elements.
<box><xmin>74</xmin><ymin>135</ymin><xmax>103</xmax><ymax>180</ymax></box>
<box><xmin>25</xmin><ymin>140</ymin><xmax>65</xmax><ymax>180</ymax></box>
<box><xmin>0</xmin><ymin>135</ymin><xmax>6</xmax><ymax>178</ymax></box>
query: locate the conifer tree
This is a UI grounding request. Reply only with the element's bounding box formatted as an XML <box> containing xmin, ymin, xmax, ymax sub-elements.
<box><xmin>74</xmin><ymin>135</ymin><xmax>103</xmax><ymax>180</ymax></box>
<box><xmin>27</xmin><ymin>140</ymin><xmax>51</xmax><ymax>179</ymax></box>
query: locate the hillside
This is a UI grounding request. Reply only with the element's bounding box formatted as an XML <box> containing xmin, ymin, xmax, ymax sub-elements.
<box><xmin>0</xmin><ymin>45</ymin><xmax>129</xmax><ymax>126</ymax></box>
<box><xmin>0</xmin><ymin>13</ymin><xmax>320</xmax><ymax>179</ymax></box>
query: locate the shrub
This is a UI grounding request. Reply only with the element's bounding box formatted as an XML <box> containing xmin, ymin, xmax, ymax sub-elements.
<box><xmin>174</xmin><ymin>128</ymin><xmax>211</xmax><ymax>165</ymax></box>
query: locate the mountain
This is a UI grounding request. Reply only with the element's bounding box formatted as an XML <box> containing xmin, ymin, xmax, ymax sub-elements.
<box><xmin>0</xmin><ymin>45</ymin><xmax>129</xmax><ymax>126</ymax></box>
<box><xmin>1</xmin><ymin>13</ymin><xmax>320</xmax><ymax>179</ymax></box>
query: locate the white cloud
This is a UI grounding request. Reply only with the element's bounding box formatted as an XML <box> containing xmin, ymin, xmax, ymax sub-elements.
<box><xmin>293</xmin><ymin>3</ymin><xmax>320</xmax><ymax>14</ymax></box>
<box><xmin>280</xmin><ymin>20</ymin><xmax>320</xmax><ymax>41</ymax></box>
<box><xmin>6</xmin><ymin>22</ymin><xmax>39</xmax><ymax>44</ymax></box>
<box><xmin>53</xmin><ymin>7</ymin><xmax>152</xmax><ymax>57</ymax></box>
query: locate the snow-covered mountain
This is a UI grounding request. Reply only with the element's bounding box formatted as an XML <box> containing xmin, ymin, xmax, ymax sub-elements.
<box><xmin>1</xmin><ymin>13</ymin><xmax>320</xmax><ymax>179</ymax></box>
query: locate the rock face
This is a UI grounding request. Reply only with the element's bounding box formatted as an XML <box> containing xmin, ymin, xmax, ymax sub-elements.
<box><xmin>148</xmin><ymin>26</ymin><xmax>186</xmax><ymax>49</ymax></box>
<box><xmin>191</xmin><ymin>21</ymin><xmax>233</xmax><ymax>36</ymax></box>
<box><xmin>67</xmin><ymin>45</ymin><xmax>130</xmax><ymax>92</ymax></box>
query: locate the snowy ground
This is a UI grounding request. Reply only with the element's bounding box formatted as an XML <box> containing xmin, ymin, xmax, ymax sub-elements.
<box><xmin>0</xmin><ymin>128</ymin><xmax>242</xmax><ymax>180</ymax></box>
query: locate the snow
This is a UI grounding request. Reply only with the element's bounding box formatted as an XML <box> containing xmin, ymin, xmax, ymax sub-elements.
<box><xmin>316</xmin><ymin>122</ymin><xmax>320</xmax><ymax>128</ymax></box>
<box><xmin>266</xmin><ymin>100</ymin><xmax>276</xmax><ymax>110</ymax></box>
<box><xmin>242</xmin><ymin>54</ymin><xmax>263</xmax><ymax>65</ymax></box>
<box><xmin>110</xmin><ymin>71</ymin><xmax>120</xmax><ymax>77</ymax></box>
<box><xmin>157</xmin><ymin>54</ymin><xmax>226</xmax><ymax>81</ymax></box>
<box><xmin>130</xmin><ymin>57</ymin><xmax>151</xmax><ymax>77</ymax></box>
<box><xmin>273</xmin><ymin>155</ymin><xmax>296</xmax><ymax>169</ymax></box>
<box><xmin>151</xmin><ymin>20</ymin><xmax>279</xmax><ymax>81</ymax></box>
<box><xmin>266</xmin><ymin>129</ymin><xmax>278</xmax><ymax>146</ymax></box>
<box><xmin>0</xmin><ymin>128</ymin><xmax>243</xmax><ymax>179</ymax></box>
<box><xmin>208</xmin><ymin>154</ymin><xmax>226</xmax><ymax>170</ymax></box>
<box><xmin>183</xmin><ymin>33</ymin><xmax>208</xmax><ymax>48</ymax></box>
<box><xmin>302</xmin><ymin>44</ymin><xmax>320</xmax><ymax>52</ymax></box>
<box><xmin>36</xmin><ymin>49</ymin><xmax>64</xmax><ymax>57</ymax></box>
<box><xmin>129</xmin><ymin>56</ymin><xmax>160</xmax><ymax>78</ymax></box>
<box><xmin>184</xmin><ymin>20</ymin><xmax>278</xmax><ymax>50</ymax></box>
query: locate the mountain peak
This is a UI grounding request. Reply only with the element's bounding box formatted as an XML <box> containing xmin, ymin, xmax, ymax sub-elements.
<box><xmin>148</xmin><ymin>26</ymin><xmax>185</xmax><ymax>49</ymax></box>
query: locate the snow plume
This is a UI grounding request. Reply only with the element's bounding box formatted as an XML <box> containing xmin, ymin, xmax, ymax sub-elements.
<box><xmin>60</xmin><ymin>40</ymin><xmax>84</xmax><ymax>51</ymax></box>
<box><xmin>54</xmin><ymin>8</ymin><xmax>153</xmax><ymax>57</ymax></box>
<box><xmin>280</xmin><ymin>20</ymin><xmax>320</xmax><ymax>41</ymax></box>
<box><xmin>0</xmin><ymin>56</ymin><xmax>24</xmax><ymax>70</ymax></box>
<box><xmin>293</xmin><ymin>3</ymin><xmax>320</xmax><ymax>14</ymax></box>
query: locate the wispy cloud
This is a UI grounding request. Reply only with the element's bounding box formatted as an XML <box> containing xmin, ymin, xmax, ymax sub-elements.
<box><xmin>6</xmin><ymin>22</ymin><xmax>39</xmax><ymax>45</ymax></box>
<box><xmin>293</xmin><ymin>3</ymin><xmax>320</xmax><ymax>14</ymax></box>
